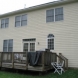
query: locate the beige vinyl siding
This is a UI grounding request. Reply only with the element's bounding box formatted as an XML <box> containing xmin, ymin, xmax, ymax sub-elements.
<box><xmin>0</xmin><ymin>2</ymin><xmax>78</xmax><ymax>67</ymax></box>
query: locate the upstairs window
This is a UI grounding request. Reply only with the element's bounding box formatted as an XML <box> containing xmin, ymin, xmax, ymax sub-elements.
<box><xmin>55</xmin><ymin>7</ymin><xmax>63</xmax><ymax>21</ymax></box>
<box><xmin>47</xmin><ymin>34</ymin><xmax>54</xmax><ymax>50</ymax></box>
<box><xmin>15</xmin><ymin>14</ymin><xmax>27</xmax><ymax>27</ymax></box>
<box><xmin>15</xmin><ymin>16</ymin><xmax>21</xmax><ymax>27</ymax></box>
<box><xmin>1</xmin><ymin>18</ymin><xmax>9</xmax><ymax>28</ymax></box>
<box><xmin>46</xmin><ymin>9</ymin><xmax>54</xmax><ymax>22</ymax></box>
<box><xmin>46</xmin><ymin>7</ymin><xmax>63</xmax><ymax>22</ymax></box>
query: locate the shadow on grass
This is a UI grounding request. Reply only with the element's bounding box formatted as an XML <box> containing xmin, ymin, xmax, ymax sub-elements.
<box><xmin>1</xmin><ymin>68</ymin><xmax>78</xmax><ymax>78</ymax></box>
<box><xmin>0</xmin><ymin>68</ymin><xmax>54</xmax><ymax>76</ymax></box>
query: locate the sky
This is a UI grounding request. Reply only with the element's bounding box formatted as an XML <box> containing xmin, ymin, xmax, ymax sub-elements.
<box><xmin>0</xmin><ymin>0</ymin><xmax>57</xmax><ymax>14</ymax></box>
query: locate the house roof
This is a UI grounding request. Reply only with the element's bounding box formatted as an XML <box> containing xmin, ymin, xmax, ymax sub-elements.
<box><xmin>0</xmin><ymin>0</ymin><xmax>77</xmax><ymax>18</ymax></box>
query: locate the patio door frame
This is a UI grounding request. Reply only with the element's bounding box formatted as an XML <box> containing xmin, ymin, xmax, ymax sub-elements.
<box><xmin>23</xmin><ymin>41</ymin><xmax>36</xmax><ymax>52</ymax></box>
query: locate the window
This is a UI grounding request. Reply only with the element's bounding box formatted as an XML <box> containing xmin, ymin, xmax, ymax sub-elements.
<box><xmin>15</xmin><ymin>16</ymin><xmax>21</xmax><ymax>27</ymax></box>
<box><xmin>21</xmin><ymin>15</ymin><xmax>27</xmax><ymax>26</ymax></box>
<box><xmin>47</xmin><ymin>34</ymin><xmax>54</xmax><ymax>50</ymax></box>
<box><xmin>46</xmin><ymin>9</ymin><xmax>54</xmax><ymax>22</ymax></box>
<box><xmin>1</xmin><ymin>18</ymin><xmax>9</xmax><ymax>28</ymax></box>
<box><xmin>55</xmin><ymin>7</ymin><xmax>63</xmax><ymax>21</ymax></box>
<box><xmin>15</xmin><ymin>14</ymin><xmax>27</xmax><ymax>27</ymax></box>
<box><xmin>46</xmin><ymin>7</ymin><xmax>63</xmax><ymax>22</ymax></box>
<box><xmin>23</xmin><ymin>38</ymin><xmax>36</xmax><ymax>57</ymax></box>
<box><xmin>30</xmin><ymin>43</ymin><xmax>35</xmax><ymax>51</ymax></box>
<box><xmin>3</xmin><ymin>39</ymin><xmax>13</xmax><ymax>52</ymax></box>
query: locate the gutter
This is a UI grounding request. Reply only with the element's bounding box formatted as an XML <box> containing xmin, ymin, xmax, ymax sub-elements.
<box><xmin>0</xmin><ymin>0</ymin><xmax>77</xmax><ymax>18</ymax></box>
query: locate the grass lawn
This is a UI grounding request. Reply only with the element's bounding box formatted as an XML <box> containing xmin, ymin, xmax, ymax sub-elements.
<box><xmin>0</xmin><ymin>69</ymin><xmax>78</xmax><ymax>78</ymax></box>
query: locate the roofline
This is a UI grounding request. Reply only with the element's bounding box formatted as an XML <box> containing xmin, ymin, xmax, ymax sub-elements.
<box><xmin>0</xmin><ymin>0</ymin><xmax>77</xmax><ymax>18</ymax></box>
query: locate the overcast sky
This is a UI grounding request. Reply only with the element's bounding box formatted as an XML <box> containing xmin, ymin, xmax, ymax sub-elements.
<box><xmin>0</xmin><ymin>0</ymin><xmax>57</xmax><ymax>14</ymax></box>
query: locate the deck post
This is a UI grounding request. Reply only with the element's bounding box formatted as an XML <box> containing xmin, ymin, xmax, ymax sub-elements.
<box><xmin>12</xmin><ymin>52</ymin><xmax>14</xmax><ymax>68</ymax></box>
<box><xmin>42</xmin><ymin>52</ymin><xmax>45</xmax><ymax>71</ymax></box>
<box><xmin>26</xmin><ymin>51</ymin><xmax>28</xmax><ymax>70</ymax></box>
<box><xmin>50</xmin><ymin>52</ymin><xmax>52</xmax><ymax>68</ymax></box>
<box><xmin>59</xmin><ymin>53</ymin><xmax>64</xmax><ymax>67</ymax></box>
<box><xmin>59</xmin><ymin>53</ymin><xmax>68</xmax><ymax>69</ymax></box>
<box><xmin>66</xmin><ymin>59</ymin><xmax>68</xmax><ymax>69</ymax></box>
<box><xmin>1</xmin><ymin>52</ymin><xmax>3</xmax><ymax>67</ymax></box>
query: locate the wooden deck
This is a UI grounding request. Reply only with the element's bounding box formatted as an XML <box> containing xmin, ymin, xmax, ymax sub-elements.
<box><xmin>0</xmin><ymin>50</ymin><xmax>68</xmax><ymax>71</ymax></box>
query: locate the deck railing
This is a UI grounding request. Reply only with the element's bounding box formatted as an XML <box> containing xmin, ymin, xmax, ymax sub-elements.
<box><xmin>0</xmin><ymin>51</ymin><xmax>57</xmax><ymax>71</ymax></box>
<box><xmin>59</xmin><ymin>53</ymin><xmax>68</xmax><ymax>69</ymax></box>
<box><xmin>55</xmin><ymin>53</ymin><xmax>68</xmax><ymax>69</ymax></box>
<box><xmin>2</xmin><ymin>52</ymin><xmax>12</xmax><ymax>63</ymax></box>
<box><xmin>0</xmin><ymin>51</ymin><xmax>68</xmax><ymax>71</ymax></box>
<box><xmin>41</xmin><ymin>51</ymin><xmax>57</xmax><ymax>71</ymax></box>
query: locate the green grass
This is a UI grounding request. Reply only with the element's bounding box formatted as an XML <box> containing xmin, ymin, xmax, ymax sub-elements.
<box><xmin>0</xmin><ymin>69</ymin><xmax>78</xmax><ymax>78</ymax></box>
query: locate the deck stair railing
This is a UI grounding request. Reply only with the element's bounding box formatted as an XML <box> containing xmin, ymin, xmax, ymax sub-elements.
<box><xmin>59</xmin><ymin>53</ymin><xmax>68</xmax><ymax>69</ymax></box>
<box><xmin>55</xmin><ymin>53</ymin><xmax>68</xmax><ymax>69</ymax></box>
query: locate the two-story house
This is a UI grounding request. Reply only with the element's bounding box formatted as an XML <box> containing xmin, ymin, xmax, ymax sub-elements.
<box><xmin>0</xmin><ymin>0</ymin><xmax>78</xmax><ymax>68</ymax></box>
